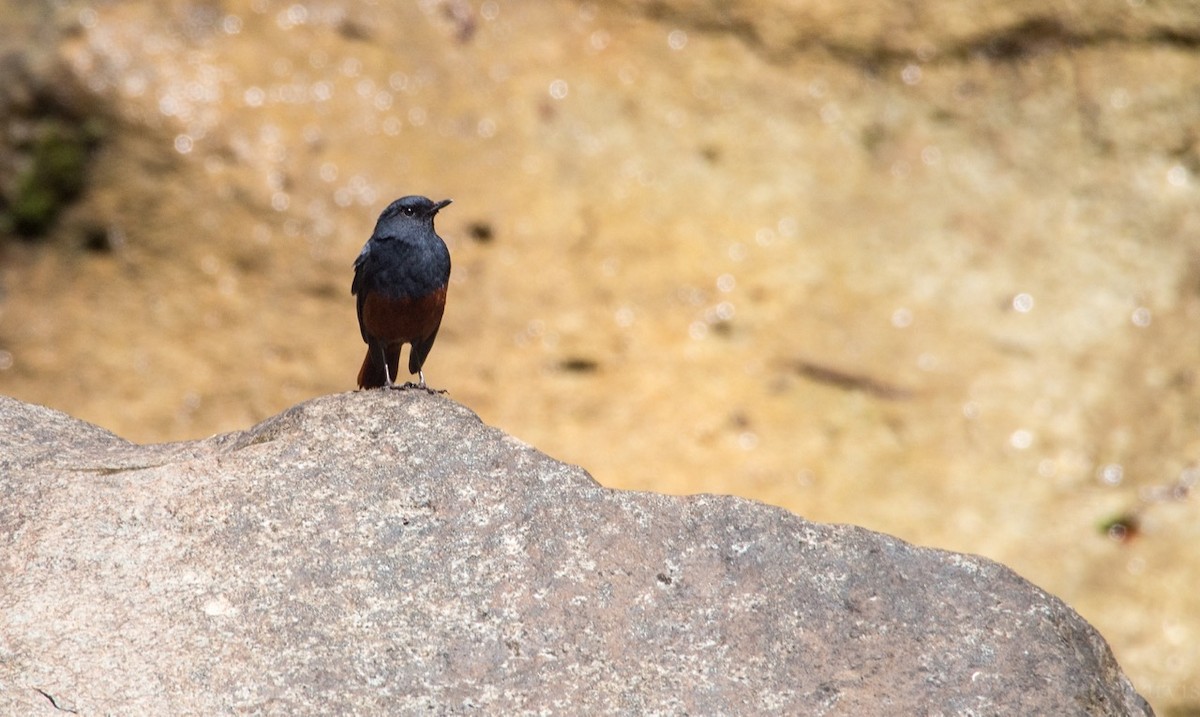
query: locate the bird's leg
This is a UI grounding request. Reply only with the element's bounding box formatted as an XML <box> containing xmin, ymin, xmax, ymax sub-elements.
<box><xmin>378</xmin><ymin>345</ymin><xmax>396</xmax><ymax>388</ymax></box>
<box><xmin>416</xmin><ymin>370</ymin><xmax>426</xmax><ymax>390</ymax></box>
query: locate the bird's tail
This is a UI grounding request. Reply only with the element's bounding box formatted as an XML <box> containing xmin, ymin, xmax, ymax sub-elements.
<box><xmin>357</xmin><ymin>346</ymin><xmax>401</xmax><ymax>389</ymax></box>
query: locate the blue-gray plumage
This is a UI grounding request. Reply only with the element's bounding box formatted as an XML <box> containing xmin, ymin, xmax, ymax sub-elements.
<box><xmin>351</xmin><ymin>195</ymin><xmax>452</xmax><ymax>390</ymax></box>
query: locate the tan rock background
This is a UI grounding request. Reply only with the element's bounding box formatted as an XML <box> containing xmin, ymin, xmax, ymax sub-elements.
<box><xmin>1</xmin><ymin>1</ymin><xmax>1197</xmax><ymax>712</ymax></box>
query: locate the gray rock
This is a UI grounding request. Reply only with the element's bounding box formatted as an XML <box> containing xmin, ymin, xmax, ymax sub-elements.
<box><xmin>0</xmin><ymin>393</ymin><xmax>1152</xmax><ymax>715</ymax></box>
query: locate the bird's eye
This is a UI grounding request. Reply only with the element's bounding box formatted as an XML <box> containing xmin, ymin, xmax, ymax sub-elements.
<box><xmin>402</xmin><ymin>207</ymin><xmax>416</xmax><ymax>216</ymax></box>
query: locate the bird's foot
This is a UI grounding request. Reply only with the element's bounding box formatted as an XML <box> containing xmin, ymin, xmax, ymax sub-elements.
<box><xmin>384</xmin><ymin>380</ymin><xmax>444</xmax><ymax>394</ymax></box>
<box><xmin>411</xmin><ymin>371</ymin><xmax>446</xmax><ymax>394</ymax></box>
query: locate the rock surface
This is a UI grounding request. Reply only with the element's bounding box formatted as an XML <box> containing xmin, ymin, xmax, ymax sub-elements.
<box><xmin>0</xmin><ymin>393</ymin><xmax>1151</xmax><ymax>715</ymax></box>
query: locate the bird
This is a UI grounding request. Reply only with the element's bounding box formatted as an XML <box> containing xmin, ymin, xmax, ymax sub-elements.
<box><xmin>351</xmin><ymin>195</ymin><xmax>452</xmax><ymax>391</ymax></box>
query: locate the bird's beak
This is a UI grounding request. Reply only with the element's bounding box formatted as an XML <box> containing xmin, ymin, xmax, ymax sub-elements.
<box><xmin>433</xmin><ymin>199</ymin><xmax>452</xmax><ymax>212</ymax></box>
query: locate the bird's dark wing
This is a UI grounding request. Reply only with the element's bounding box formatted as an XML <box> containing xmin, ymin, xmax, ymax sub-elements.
<box><xmin>351</xmin><ymin>242</ymin><xmax>371</xmax><ymax>296</ymax></box>
<box><xmin>352</xmin><ymin>243</ymin><xmax>371</xmax><ymax>342</ymax></box>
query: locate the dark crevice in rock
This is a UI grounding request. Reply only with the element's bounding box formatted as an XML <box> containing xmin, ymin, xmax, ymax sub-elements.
<box><xmin>33</xmin><ymin>688</ymin><xmax>77</xmax><ymax>714</ymax></box>
<box><xmin>621</xmin><ymin>4</ymin><xmax>1200</xmax><ymax>69</ymax></box>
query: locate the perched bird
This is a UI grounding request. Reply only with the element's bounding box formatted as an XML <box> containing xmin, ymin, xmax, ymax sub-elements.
<box><xmin>351</xmin><ymin>195</ymin><xmax>452</xmax><ymax>390</ymax></box>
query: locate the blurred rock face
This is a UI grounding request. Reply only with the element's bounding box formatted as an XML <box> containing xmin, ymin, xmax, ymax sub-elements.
<box><xmin>0</xmin><ymin>1</ymin><xmax>1198</xmax><ymax>712</ymax></box>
